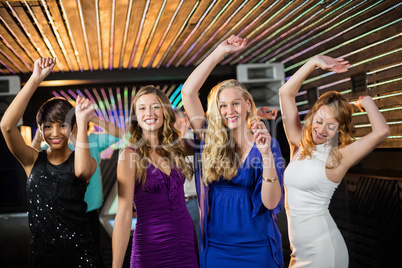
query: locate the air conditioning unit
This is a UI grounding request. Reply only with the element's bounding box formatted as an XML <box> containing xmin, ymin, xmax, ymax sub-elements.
<box><xmin>0</xmin><ymin>76</ymin><xmax>21</xmax><ymax>96</ymax></box>
<box><xmin>236</xmin><ymin>63</ymin><xmax>284</xmax><ymax>110</ymax></box>
<box><xmin>236</xmin><ymin>63</ymin><xmax>284</xmax><ymax>84</ymax></box>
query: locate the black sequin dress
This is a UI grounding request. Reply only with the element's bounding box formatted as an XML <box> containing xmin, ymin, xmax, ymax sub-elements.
<box><xmin>27</xmin><ymin>151</ymin><xmax>103</xmax><ymax>267</ymax></box>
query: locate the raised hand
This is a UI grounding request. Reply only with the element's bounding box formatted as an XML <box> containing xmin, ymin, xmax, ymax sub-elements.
<box><xmin>251</xmin><ymin>120</ymin><xmax>272</xmax><ymax>156</ymax></box>
<box><xmin>218</xmin><ymin>35</ymin><xmax>247</xmax><ymax>54</ymax></box>
<box><xmin>32</xmin><ymin>57</ymin><xmax>57</xmax><ymax>81</ymax></box>
<box><xmin>257</xmin><ymin>107</ymin><xmax>278</xmax><ymax>120</ymax></box>
<box><xmin>353</xmin><ymin>95</ymin><xmax>371</xmax><ymax>112</ymax></box>
<box><xmin>75</xmin><ymin>95</ymin><xmax>95</xmax><ymax>125</ymax></box>
<box><xmin>313</xmin><ymin>55</ymin><xmax>350</xmax><ymax>73</ymax></box>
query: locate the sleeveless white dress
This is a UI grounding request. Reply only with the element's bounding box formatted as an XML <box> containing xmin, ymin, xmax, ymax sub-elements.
<box><xmin>284</xmin><ymin>144</ymin><xmax>348</xmax><ymax>267</ymax></box>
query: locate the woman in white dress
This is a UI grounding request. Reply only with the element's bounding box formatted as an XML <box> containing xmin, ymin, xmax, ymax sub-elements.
<box><xmin>279</xmin><ymin>55</ymin><xmax>390</xmax><ymax>267</ymax></box>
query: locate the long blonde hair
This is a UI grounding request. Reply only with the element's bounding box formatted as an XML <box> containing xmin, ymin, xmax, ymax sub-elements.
<box><xmin>300</xmin><ymin>91</ymin><xmax>354</xmax><ymax>168</ymax></box>
<box><xmin>128</xmin><ymin>86</ymin><xmax>193</xmax><ymax>185</ymax></box>
<box><xmin>202</xmin><ymin>79</ymin><xmax>257</xmax><ymax>184</ymax></box>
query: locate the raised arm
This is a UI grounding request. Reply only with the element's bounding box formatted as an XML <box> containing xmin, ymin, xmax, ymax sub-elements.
<box><xmin>1</xmin><ymin>58</ymin><xmax>56</xmax><ymax>175</ymax></box>
<box><xmin>31</xmin><ymin>128</ymin><xmax>43</xmax><ymax>151</ymax></box>
<box><xmin>182</xmin><ymin>35</ymin><xmax>247</xmax><ymax>137</ymax></box>
<box><xmin>112</xmin><ymin>148</ymin><xmax>136</xmax><ymax>268</ymax></box>
<box><xmin>340</xmin><ymin>96</ymin><xmax>390</xmax><ymax>169</ymax></box>
<box><xmin>279</xmin><ymin>55</ymin><xmax>350</xmax><ymax>153</ymax></box>
<box><xmin>74</xmin><ymin>95</ymin><xmax>97</xmax><ymax>180</ymax></box>
<box><xmin>89</xmin><ymin>114</ymin><xmax>124</xmax><ymax>138</ymax></box>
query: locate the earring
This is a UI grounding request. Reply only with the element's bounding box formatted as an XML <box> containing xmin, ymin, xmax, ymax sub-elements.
<box><xmin>247</xmin><ymin>109</ymin><xmax>251</xmax><ymax>114</ymax></box>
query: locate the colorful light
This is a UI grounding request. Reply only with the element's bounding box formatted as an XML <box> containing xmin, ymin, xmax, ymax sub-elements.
<box><xmin>166</xmin><ymin>0</ymin><xmax>217</xmax><ymax>68</ymax></box>
<box><xmin>41</xmin><ymin>0</ymin><xmax>73</xmax><ymax>71</ymax></box>
<box><xmin>283</xmin><ymin>2</ymin><xmax>400</xmax><ymax>71</ymax></box>
<box><xmin>59</xmin><ymin>0</ymin><xmax>84</xmax><ymax>71</ymax></box>
<box><xmin>138</xmin><ymin>0</ymin><xmax>167</xmax><ymax>68</ymax></box>
<box><xmin>148</xmin><ymin>0</ymin><xmax>184</xmax><ymax>68</ymax></box>
<box><xmin>194</xmin><ymin>0</ymin><xmax>267</xmax><ymax>66</ymax></box>
<box><xmin>179</xmin><ymin>0</ymin><xmax>235</xmax><ymax>67</ymax></box>
<box><xmin>76</xmin><ymin>0</ymin><xmax>93</xmax><ymax>71</ymax></box>
<box><xmin>259</xmin><ymin>0</ymin><xmax>357</xmax><ymax>64</ymax></box>
<box><xmin>128</xmin><ymin>0</ymin><xmax>151</xmax><ymax>69</ymax></box>
<box><xmin>186</xmin><ymin>0</ymin><xmax>251</xmax><ymax>66</ymax></box>
<box><xmin>222</xmin><ymin>0</ymin><xmax>292</xmax><ymax>65</ymax></box>
<box><xmin>157</xmin><ymin>1</ymin><xmax>199</xmax><ymax>68</ymax></box>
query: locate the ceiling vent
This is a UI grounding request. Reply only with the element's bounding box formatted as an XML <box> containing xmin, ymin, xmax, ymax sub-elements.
<box><xmin>236</xmin><ymin>63</ymin><xmax>284</xmax><ymax>110</ymax></box>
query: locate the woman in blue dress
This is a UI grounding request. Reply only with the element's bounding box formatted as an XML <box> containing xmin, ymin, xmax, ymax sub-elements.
<box><xmin>182</xmin><ymin>35</ymin><xmax>284</xmax><ymax>268</ymax></box>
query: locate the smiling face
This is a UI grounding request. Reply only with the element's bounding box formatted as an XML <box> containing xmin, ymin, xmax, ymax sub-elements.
<box><xmin>135</xmin><ymin>93</ymin><xmax>164</xmax><ymax>133</ymax></box>
<box><xmin>311</xmin><ymin>105</ymin><xmax>339</xmax><ymax>145</ymax></box>
<box><xmin>41</xmin><ymin>121</ymin><xmax>72</xmax><ymax>149</ymax></box>
<box><xmin>218</xmin><ymin>87</ymin><xmax>251</xmax><ymax>130</ymax></box>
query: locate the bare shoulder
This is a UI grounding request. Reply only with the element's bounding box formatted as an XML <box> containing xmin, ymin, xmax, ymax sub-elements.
<box><xmin>119</xmin><ymin>147</ymin><xmax>136</xmax><ymax>159</ymax></box>
<box><xmin>117</xmin><ymin>148</ymin><xmax>137</xmax><ymax>174</ymax></box>
<box><xmin>325</xmin><ymin>145</ymin><xmax>355</xmax><ymax>183</ymax></box>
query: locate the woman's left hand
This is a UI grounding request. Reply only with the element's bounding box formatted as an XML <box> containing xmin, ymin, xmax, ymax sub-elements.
<box><xmin>75</xmin><ymin>95</ymin><xmax>95</xmax><ymax>124</ymax></box>
<box><xmin>353</xmin><ymin>95</ymin><xmax>372</xmax><ymax>112</ymax></box>
<box><xmin>251</xmin><ymin>120</ymin><xmax>272</xmax><ymax>156</ymax></box>
<box><xmin>257</xmin><ymin>106</ymin><xmax>278</xmax><ymax>120</ymax></box>
<box><xmin>313</xmin><ymin>55</ymin><xmax>350</xmax><ymax>73</ymax></box>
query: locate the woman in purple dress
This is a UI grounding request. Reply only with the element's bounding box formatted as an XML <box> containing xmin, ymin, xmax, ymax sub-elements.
<box><xmin>112</xmin><ymin>86</ymin><xmax>198</xmax><ymax>268</ymax></box>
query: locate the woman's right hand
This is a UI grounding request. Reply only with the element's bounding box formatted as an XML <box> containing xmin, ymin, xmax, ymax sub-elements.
<box><xmin>218</xmin><ymin>35</ymin><xmax>247</xmax><ymax>54</ymax></box>
<box><xmin>313</xmin><ymin>55</ymin><xmax>350</xmax><ymax>73</ymax></box>
<box><xmin>32</xmin><ymin>57</ymin><xmax>57</xmax><ymax>81</ymax></box>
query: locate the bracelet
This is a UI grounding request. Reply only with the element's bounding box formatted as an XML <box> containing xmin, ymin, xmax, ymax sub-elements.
<box><xmin>262</xmin><ymin>176</ymin><xmax>278</xmax><ymax>183</ymax></box>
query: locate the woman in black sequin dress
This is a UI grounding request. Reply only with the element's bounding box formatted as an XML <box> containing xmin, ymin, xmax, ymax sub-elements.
<box><xmin>1</xmin><ymin>58</ymin><xmax>103</xmax><ymax>267</ymax></box>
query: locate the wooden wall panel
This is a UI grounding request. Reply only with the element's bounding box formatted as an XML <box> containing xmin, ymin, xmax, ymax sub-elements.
<box><xmin>329</xmin><ymin>174</ymin><xmax>402</xmax><ymax>267</ymax></box>
<box><xmin>287</xmin><ymin>1</ymin><xmax>402</xmax><ymax>148</ymax></box>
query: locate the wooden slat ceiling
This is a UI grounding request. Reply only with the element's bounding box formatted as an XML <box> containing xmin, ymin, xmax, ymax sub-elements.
<box><xmin>0</xmin><ymin>0</ymin><xmax>401</xmax><ymax>148</ymax></box>
<box><xmin>0</xmin><ymin>0</ymin><xmax>396</xmax><ymax>74</ymax></box>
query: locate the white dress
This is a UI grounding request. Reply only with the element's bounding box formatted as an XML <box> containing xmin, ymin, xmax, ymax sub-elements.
<box><xmin>284</xmin><ymin>144</ymin><xmax>348</xmax><ymax>268</ymax></box>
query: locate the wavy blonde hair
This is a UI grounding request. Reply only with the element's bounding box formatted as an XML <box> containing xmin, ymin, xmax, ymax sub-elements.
<box><xmin>128</xmin><ymin>86</ymin><xmax>193</xmax><ymax>185</ymax></box>
<box><xmin>202</xmin><ymin>79</ymin><xmax>257</xmax><ymax>184</ymax></box>
<box><xmin>300</xmin><ymin>91</ymin><xmax>355</xmax><ymax>168</ymax></box>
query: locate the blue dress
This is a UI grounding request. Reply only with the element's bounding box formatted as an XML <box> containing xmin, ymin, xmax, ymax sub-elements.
<box><xmin>196</xmin><ymin>138</ymin><xmax>284</xmax><ymax>268</ymax></box>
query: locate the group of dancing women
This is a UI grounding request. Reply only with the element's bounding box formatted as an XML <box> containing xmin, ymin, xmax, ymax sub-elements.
<box><xmin>1</xmin><ymin>35</ymin><xmax>389</xmax><ymax>268</ymax></box>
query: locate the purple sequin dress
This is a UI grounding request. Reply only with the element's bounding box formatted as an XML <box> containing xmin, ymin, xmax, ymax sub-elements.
<box><xmin>130</xmin><ymin>162</ymin><xmax>198</xmax><ymax>268</ymax></box>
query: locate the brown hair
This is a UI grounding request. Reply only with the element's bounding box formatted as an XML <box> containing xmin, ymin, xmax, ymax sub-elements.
<box><xmin>36</xmin><ymin>97</ymin><xmax>76</xmax><ymax>127</ymax></box>
<box><xmin>128</xmin><ymin>86</ymin><xmax>193</xmax><ymax>185</ymax></box>
<box><xmin>300</xmin><ymin>91</ymin><xmax>355</xmax><ymax>168</ymax></box>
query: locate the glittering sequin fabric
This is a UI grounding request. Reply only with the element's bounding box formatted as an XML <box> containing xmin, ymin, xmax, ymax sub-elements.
<box><xmin>27</xmin><ymin>151</ymin><xmax>102</xmax><ymax>267</ymax></box>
